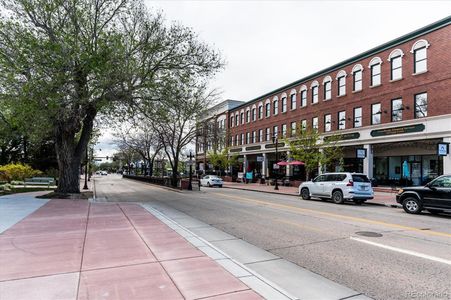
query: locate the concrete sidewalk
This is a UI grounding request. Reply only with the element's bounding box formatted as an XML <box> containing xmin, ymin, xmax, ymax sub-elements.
<box><xmin>222</xmin><ymin>182</ymin><xmax>401</xmax><ymax>208</ymax></box>
<box><xmin>0</xmin><ymin>198</ymin><xmax>264</xmax><ymax>299</ymax></box>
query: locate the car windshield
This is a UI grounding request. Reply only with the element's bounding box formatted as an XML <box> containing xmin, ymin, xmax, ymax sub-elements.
<box><xmin>352</xmin><ymin>175</ymin><xmax>370</xmax><ymax>182</ymax></box>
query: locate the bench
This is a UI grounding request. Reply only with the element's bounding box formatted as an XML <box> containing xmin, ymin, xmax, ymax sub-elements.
<box><xmin>24</xmin><ymin>177</ymin><xmax>55</xmax><ymax>188</ymax></box>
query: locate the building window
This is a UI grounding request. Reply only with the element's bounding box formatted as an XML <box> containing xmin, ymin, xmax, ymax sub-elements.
<box><xmin>371</xmin><ymin>64</ymin><xmax>381</xmax><ymax>86</ymax></box>
<box><xmin>266</xmin><ymin>128</ymin><xmax>270</xmax><ymax>141</ymax></box>
<box><xmin>265</xmin><ymin>102</ymin><xmax>270</xmax><ymax>117</ymax></box>
<box><xmin>273</xmin><ymin>125</ymin><xmax>278</xmax><ymax>137</ymax></box>
<box><xmin>390</xmin><ymin>53</ymin><xmax>402</xmax><ymax>80</ymax></box>
<box><xmin>231</xmin><ymin>136</ymin><xmax>234</xmax><ymax>146</ymax></box>
<box><xmin>291</xmin><ymin>121</ymin><xmax>296</xmax><ymax>136</ymax></box>
<box><xmin>324</xmin><ymin>79</ymin><xmax>331</xmax><ymax>100</ymax></box>
<box><xmin>281</xmin><ymin>124</ymin><xmax>287</xmax><ymax>137</ymax></box>
<box><xmin>290</xmin><ymin>93</ymin><xmax>296</xmax><ymax>110</ymax></box>
<box><xmin>258</xmin><ymin>105</ymin><xmax>263</xmax><ymax>119</ymax></box>
<box><xmin>230</xmin><ymin>116</ymin><xmax>234</xmax><ymax>127</ymax></box>
<box><xmin>273</xmin><ymin>99</ymin><xmax>279</xmax><ymax>115</ymax></box>
<box><xmin>312</xmin><ymin>85</ymin><xmax>318</xmax><ymax>104</ymax></box>
<box><xmin>259</xmin><ymin>129</ymin><xmax>263</xmax><ymax>142</ymax></box>
<box><xmin>336</xmin><ymin>71</ymin><xmax>346</xmax><ymax>96</ymax></box>
<box><xmin>352</xmin><ymin>64</ymin><xmax>363</xmax><ymax>92</ymax></box>
<box><xmin>281</xmin><ymin>97</ymin><xmax>287</xmax><ymax>113</ymax></box>
<box><xmin>391</xmin><ymin>98</ymin><xmax>403</xmax><ymax>122</ymax></box>
<box><xmin>414</xmin><ymin>92</ymin><xmax>428</xmax><ymax>118</ymax></box>
<box><xmin>371</xmin><ymin>103</ymin><xmax>381</xmax><ymax>125</ymax></box>
<box><xmin>246</xmin><ymin>110</ymin><xmax>250</xmax><ymax>123</ymax></box>
<box><xmin>338</xmin><ymin>111</ymin><xmax>346</xmax><ymax>130</ymax></box>
<box><xmin>240</xmin><ymin>112</ymin><xmax>244</xmax><ymax>124</ymax></box>
<box><xmin>414</xmin><ymin>46</ymin><xmax>427</xmax><ymax>73</ymax></box>
<box><xmin>301</xmin><ymin>119</ymin><xmax>307</xmax><ymax>131</ymax></box>
<box><xmin>312</xmin><ymin>117</ymin><xmax>318</xmax><ymax>130</ymax></box>
<box><xmin>235</xmin><ymin>134</ymin><xmax>239</xmax><ymax>146</ymax></box>
<box><xmin>240</xmin><ymin>133</ymin><xmax>244</xmax><ymax>145</ymax></box>
<box><xmin>252</xmin><ymin>108</ymin><xmax>256</xmax><ymax>121</ymax></box>
<box><xmin>324</xmin><ymin>114</ymin><xmax>331</xmax><ymax>132</ymax></box>
<box><xmin>252</xmin><ymin>131</ymin><xmax>256</xmax><ymax>143</ymax></box>
<box><xmin>353</xmin><ymin>107</ymin><xmax>362</xmax><ymax>128</ymax></box>
<box><xmin>300</xmin><ymin>89</ymin><xmax>307</xmax><ymax>107</ymax></box>
<box><xmin>246</xmin><ymin>132</ymin><xmax>250</xmax><ymax>144</ymax></box>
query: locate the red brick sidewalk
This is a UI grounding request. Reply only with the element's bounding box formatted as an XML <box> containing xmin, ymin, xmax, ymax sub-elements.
<box><xmin>0</xmin><ymin>200</ymin><xmax>262</xmax><ymax>300</ymax></box>
<box><xmin>222</xmin><ymin>182</ymin><xmax>400</xmax><ymax>207</ymax></box>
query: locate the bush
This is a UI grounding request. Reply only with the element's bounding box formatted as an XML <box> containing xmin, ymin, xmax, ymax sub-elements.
<box><xmin>0</xmin><ymin>163</ymin><xmax>42</xmax><ymax>182</ymax></box>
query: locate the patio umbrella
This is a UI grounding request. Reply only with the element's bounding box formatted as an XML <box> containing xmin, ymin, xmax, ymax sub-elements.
<box><xmin>276</xmin><ymin>161</ymin><xmax>289</xmax><ymax>166</ymax></box>
<box><xmin>289</xmin><ymin>160</ymin><xmax>305</xmax><ymax>165</ymax></box>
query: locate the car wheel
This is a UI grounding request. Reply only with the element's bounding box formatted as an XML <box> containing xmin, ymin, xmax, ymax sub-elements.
<box><xmin>427</xmin><ymin>209</ymin><xmax>443</xmax><ymax>215</ymax></box>
<box><xmin>402</xmin><ymin>197</ymin><xmax>422</xmax><ymax>214</ymax></box>
<box><xmin>301</xmin><ymin>188</ymin><xmax>310</xmax><ymax>200</ymax></box>
<box><xmin>207</xmin><ymin>182</ymin><xmax>211</xmax><ymax>187</ymax></box>
<box><xmin>332</xmin><ymin>190</ymin><xmax>344</xmax><ymax>204</ymax></box>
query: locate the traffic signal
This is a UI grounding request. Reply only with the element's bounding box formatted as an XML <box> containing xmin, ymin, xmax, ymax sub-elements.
<box><xmin>106</xmin><ymin>156</ymin><xmax>109</xmax><ymax>160</ymax></box>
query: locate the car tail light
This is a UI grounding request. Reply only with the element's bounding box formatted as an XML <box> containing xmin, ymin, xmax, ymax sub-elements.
<box><xmin>346</xmin><ymin>180</ymin><xmax>354</xmax><ymax>186</ymax></box>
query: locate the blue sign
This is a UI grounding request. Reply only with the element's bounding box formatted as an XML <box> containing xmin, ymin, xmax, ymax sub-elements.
<box><xmin>245</xmin><ymin>172</ymin><xmax>253</xmax><ymax>180</ymax></box>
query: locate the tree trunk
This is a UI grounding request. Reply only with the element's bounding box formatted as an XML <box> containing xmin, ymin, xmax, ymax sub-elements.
<box><xmin>55</xmin><ymin>129</ymin><xmax>83</xmax><ymax>194</ymax></box>
<box><xmin>171</xmin><ymin>160</ymin><xmax>179</xmax><ymax>187</ymax></box>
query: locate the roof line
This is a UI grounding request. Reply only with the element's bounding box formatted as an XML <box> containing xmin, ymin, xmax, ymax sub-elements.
<box><xmin>231</xmin><ymin>15</ymin><xmax>451</xmax><ymax>112</ymax></box>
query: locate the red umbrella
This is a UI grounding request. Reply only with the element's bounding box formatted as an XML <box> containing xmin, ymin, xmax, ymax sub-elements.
<box><xmin>276</xmin><ymin>161</ymin><xmax>289</xmax><ymax>166</ymax></box>
<box><xmin>289</xmin><ymin>160</ymin><xmax>305</xmax><ymax>165</ymax></box>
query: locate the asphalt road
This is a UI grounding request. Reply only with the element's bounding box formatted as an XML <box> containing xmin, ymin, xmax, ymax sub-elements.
<box><xmin>95</xmin><ymin>175</ymin><xmax>451</xmax><ymax>300</ymax></box>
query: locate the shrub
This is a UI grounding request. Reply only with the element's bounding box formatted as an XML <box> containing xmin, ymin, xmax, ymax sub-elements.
<box><xmin>0</xmin><ymin>163</ymin><xmax>42</xmax><ymax>182</ymax></box>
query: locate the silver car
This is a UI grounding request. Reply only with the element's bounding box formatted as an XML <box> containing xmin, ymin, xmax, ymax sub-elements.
<box><xmin>298</xmin><ymin>173</ymin><xmax>374</xmax><ymax>204</ymax></box>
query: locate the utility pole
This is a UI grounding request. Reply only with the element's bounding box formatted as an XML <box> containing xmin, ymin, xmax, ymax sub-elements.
<box><xmin>272</xmin><ymin>134</ymin><xmax>279</xmax><ymax>191</ymax></box>
<box><xmin>188</xmin><ymin>151</ymin><xmax>193</xmax><ymax>191</ymax></box>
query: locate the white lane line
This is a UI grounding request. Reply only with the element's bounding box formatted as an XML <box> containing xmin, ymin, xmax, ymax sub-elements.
<box><xmin>350</xmin><ymin>236</ymin><xmax>451</xmax><ymax>266</ymax></box>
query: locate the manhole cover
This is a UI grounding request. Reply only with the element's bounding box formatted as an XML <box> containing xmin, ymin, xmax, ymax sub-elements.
<box><xmin>355</xmin><ymin>231</ymin><xmax>383</xmax><ymax>237</ymax></box>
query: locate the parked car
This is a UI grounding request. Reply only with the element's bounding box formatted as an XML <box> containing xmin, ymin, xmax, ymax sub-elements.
<box><xmin>100</xmin><ymin>171</ymin><xmax>108</xmax><ymax>176</ymax></box>
<box><xmin>200</xmin><ymin>175</ymin><xmax>223</xmax><ymax>187</ymax></box>
<box><xmin>298</xmin><ymin>173</ymin><xmax>374</xmax><ymax>204</ymax></box>
<box><xmin>396</xmin><ymin>174</ymin><xmax>451</xmax><ymax>214</ymax></box>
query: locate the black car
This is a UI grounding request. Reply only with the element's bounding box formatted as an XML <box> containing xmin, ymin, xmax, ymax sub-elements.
<box><xmin>396</xmin><ymin>174</ymin><xmax>451</xmax><ymax>214</ymax></box>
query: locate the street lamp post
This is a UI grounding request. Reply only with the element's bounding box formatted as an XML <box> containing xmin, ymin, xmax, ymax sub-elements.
<box><xmin>272</xmin><ymin>135</ymin><xmax>279</xmax><ymax>190</ymax></box>
<box><xmin>188</xmin><ymin>151</ymin><xmax>193</xmax><ymax>191</ymax></box>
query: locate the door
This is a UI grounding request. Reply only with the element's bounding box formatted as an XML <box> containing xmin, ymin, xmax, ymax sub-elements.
<box><xmin>310</xmin><ymin>175</ymin><xmax>326</xmax><ymax>196</ymax></box>
<box><xmin>423</xmin><ymin>175</ymin><xmax>451</xmax><ymax>208</ymax></box>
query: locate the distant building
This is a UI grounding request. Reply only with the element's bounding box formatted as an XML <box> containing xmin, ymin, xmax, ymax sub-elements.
<box><xmin>195</xmin><ymin>99</ymin><xmax>244</xmax><ymax>173</ymax></box>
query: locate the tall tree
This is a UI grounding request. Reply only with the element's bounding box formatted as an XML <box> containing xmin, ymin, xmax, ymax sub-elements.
<box><xmin>0</xmin><ymin>0</ymin><xmax>223</xmax><ymax>193</ymax></box>
<box><xmin>287</xmin><ymin>127</ymin><xmax>343</xmax><ymax>180</ymax></box>
<box><xmin>144</xmin><ymin>79</ymin><xmax>217</xmax><ymax>187</ymax></box>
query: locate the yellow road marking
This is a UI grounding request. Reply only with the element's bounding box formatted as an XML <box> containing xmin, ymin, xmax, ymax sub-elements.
<box><xmin>211</xmin><ymin>192</ymin><xmax>451</xmax><ymax>238</ymax></box>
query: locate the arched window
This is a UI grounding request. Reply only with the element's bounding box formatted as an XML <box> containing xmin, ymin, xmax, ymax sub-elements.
<box><xmin>273</xmin><ymin>96</ymin><xmax>279</xmax><ymax>115</ymax></box>
<box><xmin>290</xmin><ymin>89</ymin><xmax>297</xmax><ymax>110</ymax></box>
<box><xmin>235</xmin><ymin>112</ymin><xmax>239</xmax><ymax>126</ymax></box>
<box><xmin>265</xmin><ymin>99</ymin><xmax>271</xmax><ymax>118</ymax></box>
<box><xmin>352</xmin><ymin>64</ymin><xmax>363</xmax><ymax>91</ymax></box>
<box><xmin>258</xmin><ymin>102</ymin><xmax>263</xmax><ymax>119</ymax></box>
<box><xmin>310</xmin><ymin>81</ymin><xmax>319</xmax><ymax>104</ymax></box>
<box><xmin>411</xmin><ymin>39</ymin><xmax>430</xmax><ymax>74</ymax></box>
<box><xmin>299</xmin><ymin>85</ymin><xmax>307</xmax><ymax>107</ymax></box>
<box><xmin>281</xmin><ymin>93</ymin><xmax>287</xmax><ymax>113</ymax></box>
<box><xmin>240</xmin><ymin>109</ymin><xmax>245</xmax><ymax>125</ymax></box>
<box><xmin>369</xmin><ymin>57</ymin><xmax>382</xmax><ymax>86</ymax></box>
<box><xmin>388</xmin><ymin>49</ymin><xmax>404</xmax><ymax>80</ymax></box>
<box><xmin>322</xmin><ymin>76</ymin><xmax>332</xmax><ymax>100</ymax></box>
<box><xmin>336</xmin><ymin>70</ymin><xmax>347</xmax><ymax>96</ymax></box>
<box><xmin>246</xmin><ymin>108</ymin><xmax>251</xmax><ymax>123</ymax></box>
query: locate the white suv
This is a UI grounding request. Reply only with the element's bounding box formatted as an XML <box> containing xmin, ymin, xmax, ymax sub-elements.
<box><xmin>298</xmin><ymin>173</ymin><xmax>374</xmax><ymax>204</ymax></box>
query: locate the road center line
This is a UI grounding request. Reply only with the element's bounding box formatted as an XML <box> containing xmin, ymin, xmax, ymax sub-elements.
<box><xmin>211</xmin><ymin>191</ymin><xmax>451</xmax><ymax>238</ymax></box>
<box><xmin>350</xmin><ymin>236</ymin><xmax>451</xmax><ymax>266</ymax></box>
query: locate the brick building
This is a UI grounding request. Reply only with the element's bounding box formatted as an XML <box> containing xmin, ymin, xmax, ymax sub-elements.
<box><xmin>197</xmin><ymin>16</ymin><xmax>451</xmax><ymax>186</ymax></box>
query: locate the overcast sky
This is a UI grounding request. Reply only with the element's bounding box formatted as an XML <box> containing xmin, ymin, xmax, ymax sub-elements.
<box><xmin>96</xmin><ymin>1</ymin><xmax>451</xmax><ymax>159</ymax></box>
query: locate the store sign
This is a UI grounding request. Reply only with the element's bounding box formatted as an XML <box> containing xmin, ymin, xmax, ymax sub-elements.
<box><xmin>370</xmin><ymin>124</ymin><xmax>425</xmax><ymax>137</ymax></box>
<box><xmin>356</xmin><ymin>148</ymin><xmax>367</xmax><ymax>159</ymax></box>
<box><xmin>324</xmin><ymin>132</ymin><xmax>360</xmax><ymax>141</ymax></box>
<box><xmin>230</xmin><ymin>148</ymin><xmax>242</xmax><ymax>153</ymax></box>
<box><xmin>265</xmin><ymin>142</ymin><xmax>285</xmax><ymax>149</ymax></box>
<box><xmin>246</xmin><ymin>145</ymin><xmax>261</xmax><ymax>151</ymax></box>
<box><xmin>437</xmin><ymin>143</ymin><xmax>449</xmax><ymax>156</ymax></box>
<box><xmin>256</xmin><ymin>156</ymin><xmax>265</xmax><ymax>162</ymax></box>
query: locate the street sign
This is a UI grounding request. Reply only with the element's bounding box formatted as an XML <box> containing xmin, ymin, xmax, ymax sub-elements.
<box><xmin>356</xmin><ymin>148</ymin><xmax>367</xmax><ymax>159</ymax></box>
<box><xmin>437</xmin><ymin>142</ymin><xmax>449</xmax><ymax>156</ymax></box>
<box><xmin>256</xmin><ymin>156</ymin><xmax>264</xmax><ymax>162</ymax></box>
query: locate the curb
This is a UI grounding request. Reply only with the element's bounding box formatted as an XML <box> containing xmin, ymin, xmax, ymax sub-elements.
<box><xmin>122</xmin><ymin>177</ymin><xmax>184</xmax><ymax>193</ymax></box>
<box><xmin>222</xmin><ymin>185</ymin><xmax>401</xmax><ymax>208</ymax></box>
